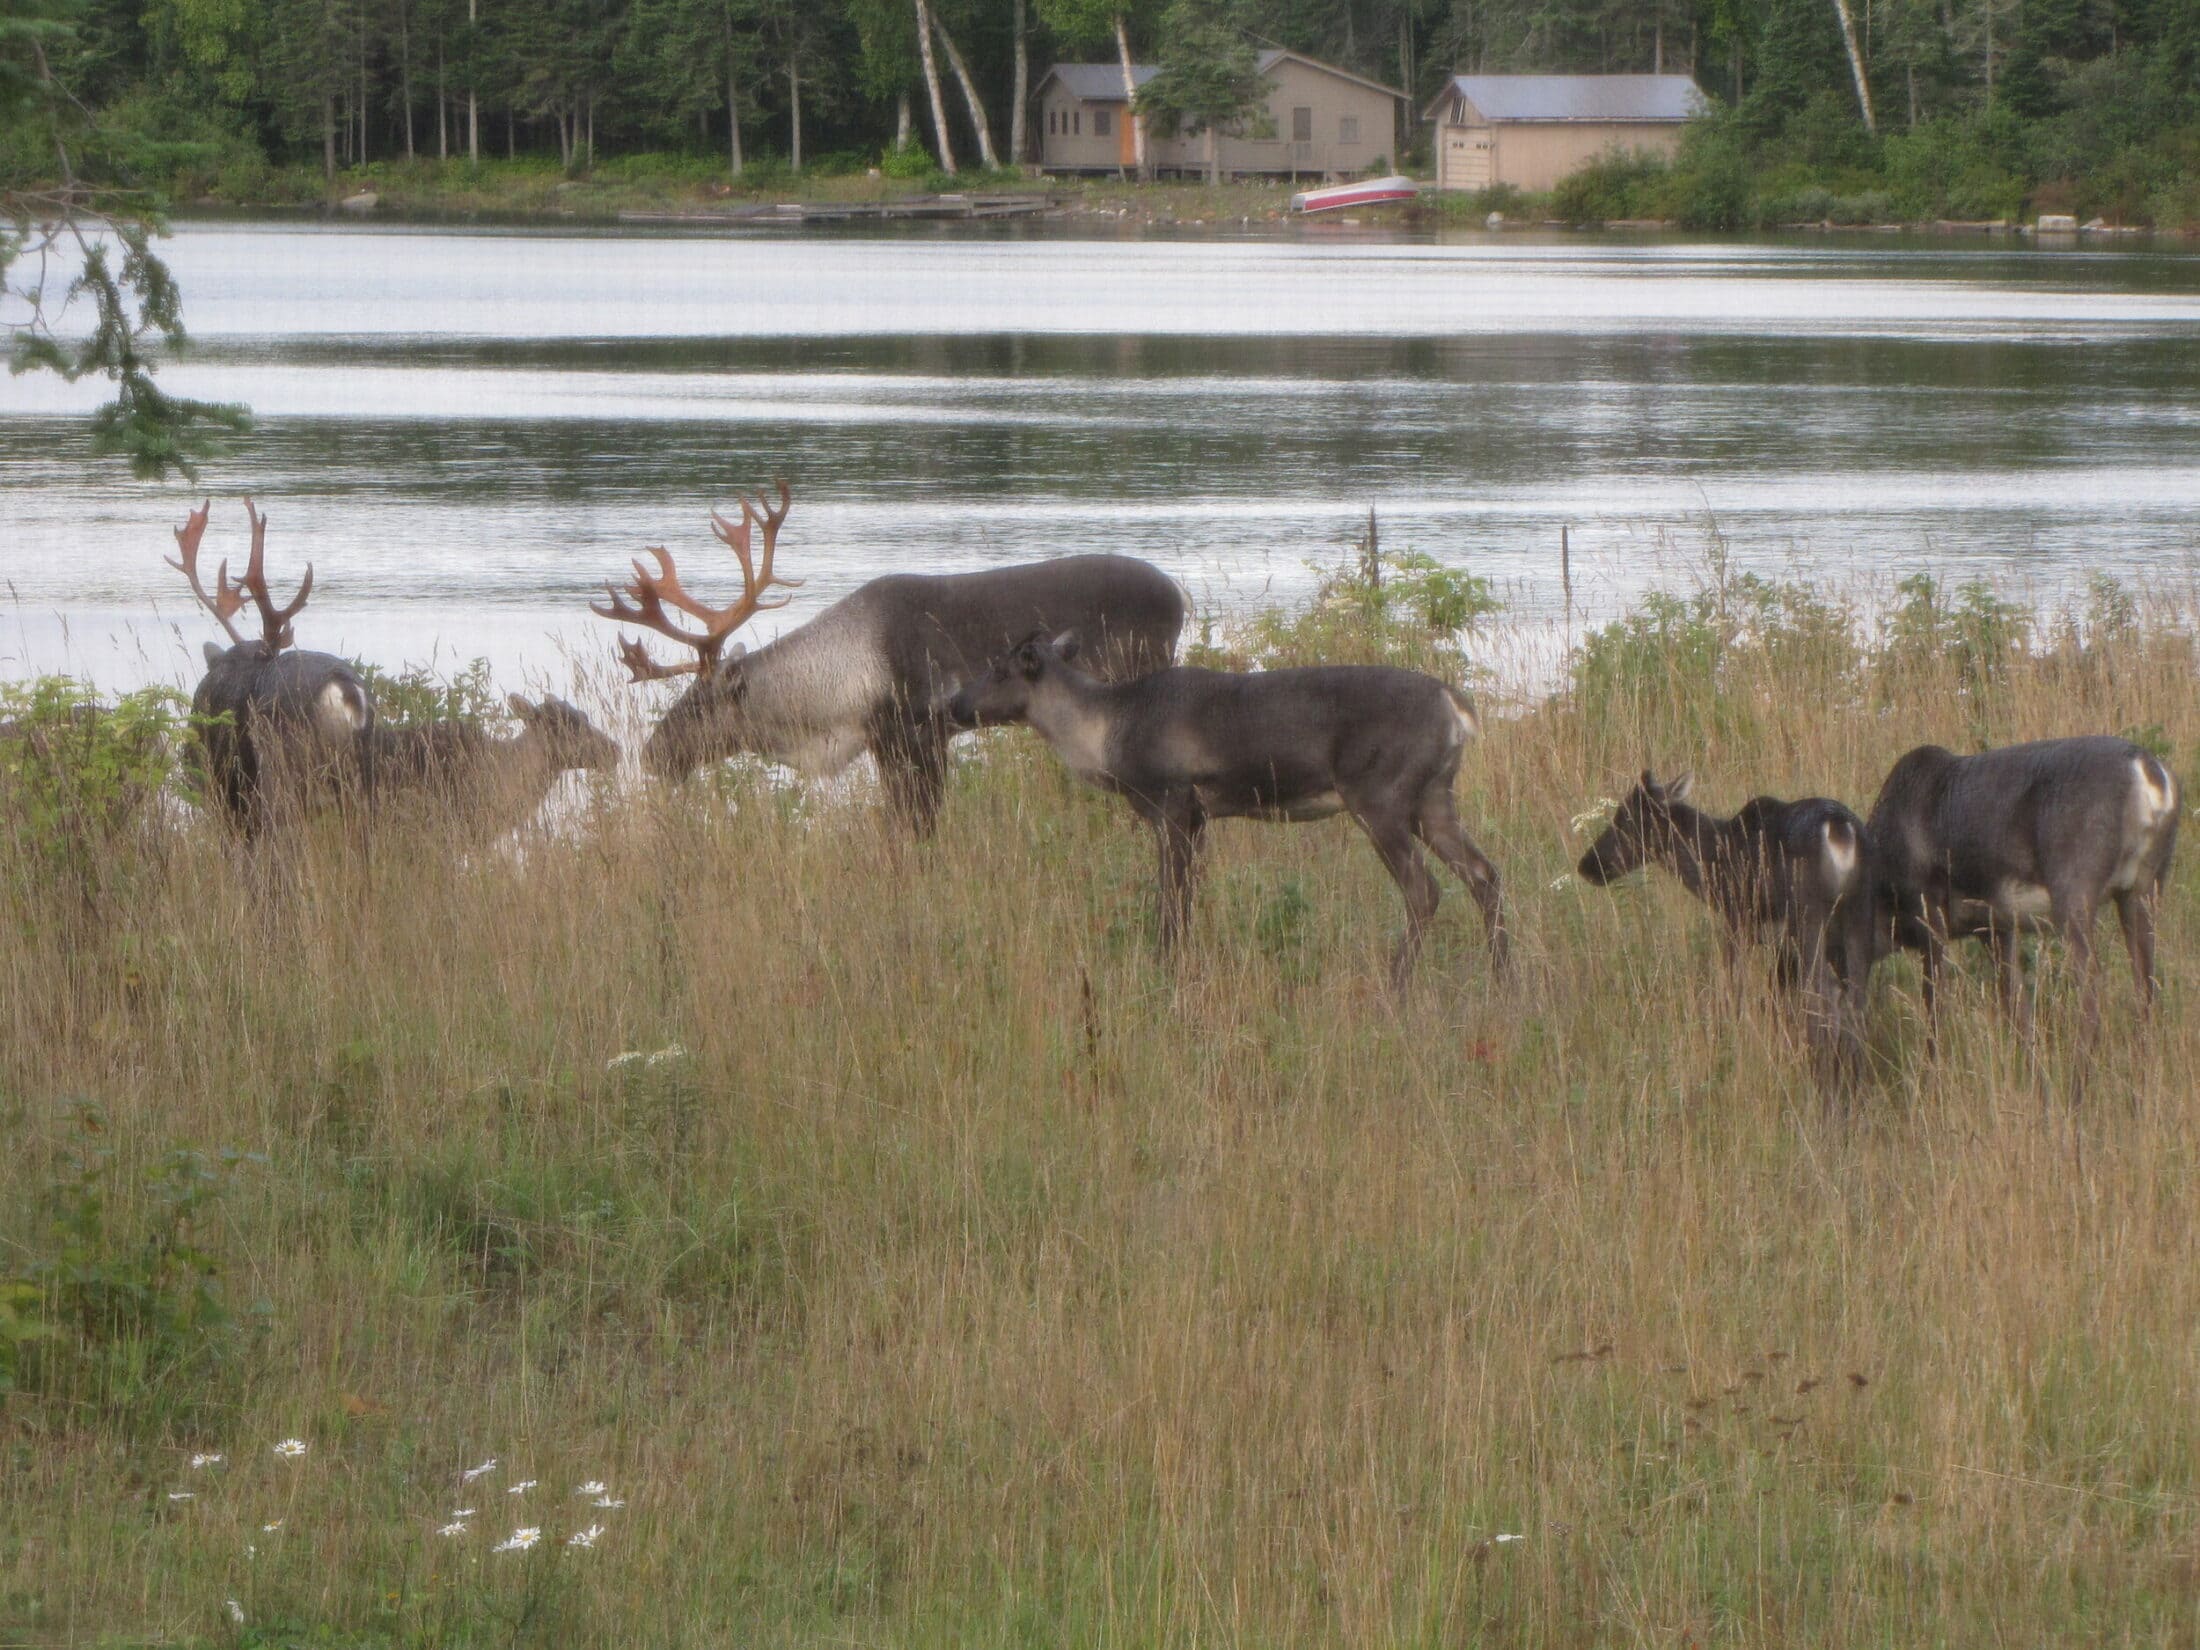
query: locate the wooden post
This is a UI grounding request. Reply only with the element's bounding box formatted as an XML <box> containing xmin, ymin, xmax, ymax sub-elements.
<box><xmin>1561</xmin><ymin>524</ymin><xmax>1572</xmax><ymax>622</ymax></box>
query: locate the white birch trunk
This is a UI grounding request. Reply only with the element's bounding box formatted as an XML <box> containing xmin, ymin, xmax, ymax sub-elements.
<box><xmin>913</xmin><ymin>0</ymin><xmax>957</xmax><ymax>173</ymax></box>
<box><xmin>933</xmin><ymin>17</ymin><xmax>999</xmax><ymax>169</ymax></box>
<box><xmin>1115</xmin><ymin>14</ymin><xmax>1146</xmax><ymax>178</ymax></box>
<box><xmin>1828</xmin><ymin>0</ymin><xmax>1877</xmax><ymax>132</ymax></box>
<box><xmin>1010</xmin><ymin>0</ymin><xmax>1028</xmax><ymax>166</ymax></box>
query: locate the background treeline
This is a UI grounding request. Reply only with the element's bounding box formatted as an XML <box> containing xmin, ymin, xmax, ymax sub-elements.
<box><xmin>3</xmin><ymin>0</ymin><xmax>2198</xmax><ymax>222</ymax></box>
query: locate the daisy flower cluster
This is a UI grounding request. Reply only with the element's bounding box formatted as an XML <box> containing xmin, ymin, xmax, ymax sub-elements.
<box><xmin>439</xmin><ymin>1458</ymin><xmax>630</xmax><ymax>1553</ymax></box>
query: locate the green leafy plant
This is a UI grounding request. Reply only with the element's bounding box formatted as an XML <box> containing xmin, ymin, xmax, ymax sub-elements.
<box><xmin>352</xmin><ymin>657</ymin><xmax>500</xmax><ymax>728</ymax></box>
<box><xmin>2</xmin><ymin>1106</ymin><xmax>263</xmax><ymax>1430</ymax></box>
<box><xmin>0</xmin><ymin>677</ymin><xmax>180</xmax><ymax>893</ymax></box>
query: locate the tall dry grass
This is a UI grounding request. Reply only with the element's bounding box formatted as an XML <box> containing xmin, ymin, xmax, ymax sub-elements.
<box><xmin>3</xmin><ymin>568</ymin><xmax>2198</xmax><ymax>1647</ymax></box>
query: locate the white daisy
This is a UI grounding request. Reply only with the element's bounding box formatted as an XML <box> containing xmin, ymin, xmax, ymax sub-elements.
<box><xmin>507</xmin><ymin>1479</ymin><xmax>537</xmax><ymax>1495</ymax></box>
<box><xmin>272</xmin><ymin>1439</ymin><xmax>308</xmax><ymax>1460</ymax></box>
<box><xmin>460</xmin><ymin>1458</ymin><xmax>498</xmax><ymax>1483</ymax></box>
<box><xmin>492</xmin><ymin>1527</ymin><xmax>542</xmax><ymax>1553</ymax></box>
<box><xmin>566</xmin><ymin>1524</ymin><xmax>605</xmax><ymax>1548</ymax></box>
<box><xmin>190</xmin><ymin>1453</ymin><xmax>224</xmax><ymax>1469</ymax></box>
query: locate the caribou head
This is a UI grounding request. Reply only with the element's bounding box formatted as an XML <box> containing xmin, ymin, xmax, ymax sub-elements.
<box><xmin>592</xmin><ymin>479</ymin><xmax>802</xmax><ymax>782</ymax></box>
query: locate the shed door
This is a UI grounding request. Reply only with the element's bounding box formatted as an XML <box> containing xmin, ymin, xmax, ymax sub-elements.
<box><xmin>1445</xmin><ymin>130</ymin><xmax>1493</xmax><ymax>189</ymax></box>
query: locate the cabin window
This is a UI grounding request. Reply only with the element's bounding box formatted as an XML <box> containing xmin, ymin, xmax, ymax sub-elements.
<box><xmin>1291</xmin><ymin>106</ymin><xmax>1312</xmax><ymax>142</ymax></box>
<box><xmin>1093</xmin><ymin>108</ymin><xmax>1113</xmax><ymax>137</ymax></box>
<box><xmin>1339</xmin><ymin>116</ymin><xmax>1360</xmax><ymax>144</ymax></box>
<box><xmin>1074</xmin><ymin>109</ymin><xmax>1082</xmax><ymax>135</ymax></box>
<box><xmin>1047</xmin><ymin>110</ymin><xmax>1056</xmax><ymax>135</ymax></box>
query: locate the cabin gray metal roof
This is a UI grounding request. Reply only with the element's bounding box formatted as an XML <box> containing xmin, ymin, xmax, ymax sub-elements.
<box><xmin>1034</xmin><ymin>63</ymin><xmax>1160</xmax><ymax>102</ymax></box>
<box><xmin>1424</xmin><ymin>74</ymin><xmax>1709</xmax><ymax>123</ymax></box>
<box><xmin>1037</xmin><ymin>52</ymin><xmax>1405</xmax><ymax>104</ymax></box>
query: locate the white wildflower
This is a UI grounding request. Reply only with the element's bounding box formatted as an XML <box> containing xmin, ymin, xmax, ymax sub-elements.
<box><xmin>573</xmin><ymin>1481</ymin><xmax>607</xmax><ymax>1498</ymax></box>
<box><xmin>272</xmin><ymin>1439</ymin><xmax>308</xmax><ymax>1460</ymax></box>
<box><xmin>167</xmin><ymin>1491</ymin><xmax>195</xmax><ymax>1502</ymax></box>
<box><xmin>493</xmin><ymin>1526</ymin><xmax>542</xmax><ymax>1553</ymax></box>
<box><xmin>452</xmin><ymin>1507</ymin><xmax>476</xmax><ymax>1518</ymax></box>
<box><xmin>1493</xmin><ymin>1532</ymin><xmax>1525</xmax><ymax>1545</ymax></box>
<box><xmin>190</xmin><ymin>1452</ymin><xmax>224</xmax><ymax>1469</ymax></box>
<box><xmin>591</xmin><ymin>1496</ymin><xmax>627</xmax><ymax>1509</ymax></box>
<box><xmin>507</xmin><ymin>1479</ymin><xmax>537</xmax><ymax>1495</ymax></box>
<box><xmin>606</xmin><ymin>1044</ymin><xmax>688</xmax><ymax>1071</ymax></box>
<box><xmin>438</xmin><ymin>1520</ymin><xmax>472</xmax><ymax>1538</ymax></box>
<box><xmin>566</xmin><ymin>1524</ymin><xmax>605</xmax><ymax>1548</ymax></box>
<box><xmin>460</xmin><ymin>1458</ymin><xmax>498</xmax><ymax>1483</ymax></box>
<box><xmin>226</xmin><ymin>1600</ymin><xmax>246</xmax><ymax>1625</ymax></box>
<box><xmin>1549</xmin><ymin>872</ymin><xmax>1575</xmax><ymax>891</ymax></box>
<box><xmin>1570</xmin><ymin>800</ymin><xmax>1617</xmax><ymax>835</ymax></box>
<box><xmin>261</xmin><ymin>1520</ymin><xmax>282</xmax><ymax>1533</ymax></box>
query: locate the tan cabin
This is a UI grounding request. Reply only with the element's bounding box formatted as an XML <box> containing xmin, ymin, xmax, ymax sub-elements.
<box><xmin>1033</xmin><ymin>50</ymin><xmax>1408</xmax><ymax>180</ymax></box>
<box><xmin>1424</xmin><ymin>74</ymin><xmax>1709</xmax><ymax>193</ymax></box>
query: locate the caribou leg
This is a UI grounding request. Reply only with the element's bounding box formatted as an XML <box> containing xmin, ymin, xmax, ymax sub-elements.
<box><xmin>1411</xmin><ymin>779</ymin><xmax>1509</xmax><ymax>974</ymax></box>
<box><xmin>1147</xmin><ymin>793</ymin><xmax>1205</xmax><ymax>957</ymax></box>
<box><xmin>1356</xmin><ymin>790</ymin><xmax>1441</xmax><ymax>992</ymax></box>
<box><xmin>2114</xmin><ymin>884</ymin><xmax>2161</xmax><ymax>1017</ymax></box>
<box><xmin>871</xmin><ymin>717</ymin><xmax>948</xmax><ymax>839</ymax></box>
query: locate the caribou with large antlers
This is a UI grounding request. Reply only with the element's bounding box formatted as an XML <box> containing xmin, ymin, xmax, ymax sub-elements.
<box><xmin>595</xmin><ymin>481</ymin><xmax>1185</xmax><ymax>833</ymax></box>
<box><xmin>168</xmin><ymin>498</ymin><xmax>374</xmax><ymax>832</ymax></box>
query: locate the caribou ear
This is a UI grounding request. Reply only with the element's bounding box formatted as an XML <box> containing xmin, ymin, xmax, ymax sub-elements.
<box><xmin>204</xmin><ymin>641</ymin><xmax>227</xmax><ymax>667</ymax></box>
<box><xmin>1639</xmin><ymin>767</ymin><xmax>1659</xmax><ymax>794</ymax></box>
<box><xmin>1050</xmin><ymin>629</ymin><xmax>1081</xmax><ymax>662</ymax></box>
<box><xmin>506</xmin><ymin>693</ymin><xmax>538</xmax><ymax>720</ymax></box>
<box><xmin>1667</xmin><ymin>771</ymin><xmax>1695</xmax><ymax>802</ymax></box>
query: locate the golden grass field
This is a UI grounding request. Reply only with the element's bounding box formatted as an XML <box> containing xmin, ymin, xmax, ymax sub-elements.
<box><xmin>3</xmin><ymin>565</ymin><xmax>2198</xmax><ymax>1647</ymax></box>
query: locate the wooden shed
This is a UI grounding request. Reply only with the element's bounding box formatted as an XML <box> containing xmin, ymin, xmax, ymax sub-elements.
<box><xmin>1033</xmin><ymin>50</ymin><xmax>1408</xmax><ymax>180</ymax></box>
<box><xmin>1424</xmin><ymin>74</ymin><xmax>1709</xmax><ymax>193</ymax></box>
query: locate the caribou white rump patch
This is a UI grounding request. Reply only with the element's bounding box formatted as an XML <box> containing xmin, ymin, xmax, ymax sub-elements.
<box><xmin>1821</xmin><ymin>820</ymin><xmax>1860</xmax><ymax>888</ymax></box>
<box><xmin>316</xmin><ymin>680</ymin><xmax>369</xmax><ymax>737</ymax></box>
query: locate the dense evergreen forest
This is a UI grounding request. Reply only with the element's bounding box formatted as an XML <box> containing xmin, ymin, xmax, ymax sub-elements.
<box><xmin>4</xmin><ymin>0</ymin><xmax>2197</xmax><ymax>221</ymax></box>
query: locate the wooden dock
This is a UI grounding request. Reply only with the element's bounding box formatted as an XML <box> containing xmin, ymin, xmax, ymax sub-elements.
<box><xmin>618</xmin><ymin>193</ymin><xmax>1058</xmax><ymax>228</ymax></box>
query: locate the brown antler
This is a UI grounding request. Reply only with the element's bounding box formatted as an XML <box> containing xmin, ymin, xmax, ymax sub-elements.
<box><xmin>592</xmin><ymin>481</ymin><xmax>805</xmax><ymax>684</ymax></box>
<box><xmin>165</xmin><ymin>499</ymin><xmax>250</xmax><ymax>646</ymax></box>
<box><xmin>236</xmin><ymin>498</ymin><xmax>314</xmax><ymax>652</ymax></box>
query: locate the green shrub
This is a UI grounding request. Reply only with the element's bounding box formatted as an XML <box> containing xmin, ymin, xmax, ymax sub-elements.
<box><xmin>2</xmin><ymin>1106</ymin><xmax>263</xmax><ymax>1433</ymax></box>
<box><xmin>1228</xmin><ymin>535</ymin><xmax>1497</xmax><ymax>679</ymax></box>
<box><xmin>1551</xmin><ymin>148</ymin><xmax>1670</xmax><ymax>225</ymax></box>
<box><xmin>1879</xmin><ymin>573</ymin><xmax>2031</xmax><ymax>705</ymax></box>
<box><xmin>880</xmin><ymin>144</ymin><xmax>937</xmax><ymax>180</ymax></box>
<box><xmin>0</xmin><ymin>678</ymin><xmax>180</xmax><ymax>893</ymax></box>
<box><xmin>352</xmin><ymin>657</ymin><xmax>500</xmax><ymax>728</ymax></box>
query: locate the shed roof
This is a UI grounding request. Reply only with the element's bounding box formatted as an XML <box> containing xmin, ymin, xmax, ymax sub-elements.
<box><xmin>1423</xmin><ymin>74</ymin><xmax>1709</xmax><ymax>123</ymax></box>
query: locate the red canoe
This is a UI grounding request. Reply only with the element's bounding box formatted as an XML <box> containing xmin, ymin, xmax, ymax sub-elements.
<box><xmin>1289</xmin><ymin>176</ymin><xmax>1420</xmax><ymax>213</ymax></box>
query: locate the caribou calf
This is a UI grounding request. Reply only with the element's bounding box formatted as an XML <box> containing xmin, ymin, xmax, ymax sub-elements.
<box><xmin>1577</xmin><ymin>772</ymin><xmax>1876</xmax><ymax>1087</ymax></box>
<box><xmin>368</xmin><ymin>695</ymin><xmax>619</xmax><ymax>842</ymax></box>
<box><xmin>1867</xmin><ymin>736</ymin><xmax>2180</xmax><ymax>1055</ymax></box>
<box><xmin>948</xmin><ymin>632</ymin><xmax>1507</xmax><ymax>988</ymax></box>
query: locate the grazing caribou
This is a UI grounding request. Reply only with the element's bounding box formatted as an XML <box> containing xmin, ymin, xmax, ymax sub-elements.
<box><xmin>167</xmin><ymin>499</ymin><xmax>374</xmax><ymax>834</ymax></box>
<box><xmin>368</xmin><ymin>695</ymin><xmax>619</xmax><ymax>842</ymax></box>
<box><xmin>1576</xmin><ymin>771</ymin><xmax>1876</xmax><ymax>1089</ymax></box>
<box><xmin>1867</xmin><ymin>737</ymin><xmax>2180</xmax><ymax>1058</ymax></box>
<box><xmin>947</xmin><ymin>631</ymin><xmax>1507</xmax><ymax>988</ymax></box>
<box><xmin>593</xmin><ymin>482</ymin><xmax>1184</xmax><ymax>834</ymax></box>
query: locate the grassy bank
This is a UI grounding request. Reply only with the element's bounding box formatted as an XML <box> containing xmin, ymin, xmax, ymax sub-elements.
<box><xmin>5</xmin><ymin>567</ymin><xmax>2200</xmax><ymax>1646</ymax></box>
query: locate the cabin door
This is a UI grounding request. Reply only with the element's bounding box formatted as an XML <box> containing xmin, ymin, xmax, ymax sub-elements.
<box><xmin>1446</xmin><ymin>129</ymin><xmax>1493</xmax><ymax>190</ymax></box>
<box><xmin>1118</xmin><ymin>107</ymin><xmax>1136</xmax><ymax>168</ymax></box>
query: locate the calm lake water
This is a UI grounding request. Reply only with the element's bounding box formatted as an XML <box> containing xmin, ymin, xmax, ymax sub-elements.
<box><xmin>5</xmin><ymin>220</ymin><xmax>2200</xmax><ymax>699</ymax></box>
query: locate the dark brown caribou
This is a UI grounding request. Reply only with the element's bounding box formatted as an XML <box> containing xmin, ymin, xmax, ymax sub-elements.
<box><xmin>1576</xmin><ymin>771</ymin><xmax>1877</xmax><ymax>1091</ymax></box>
<box><xmin>948</xmin><ymin>630</ymin><xmax>1507</xmax><ymax>989</ymax></box>
<box><xmin>1868</xmin><ymin>736</ymin><xmax>2180</xmax><ymax>1068</ymax></box>
<box><xmin>167</xmin><ymin>499</ymin><xmax>374</xmax><ymax>834</ymax></box>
